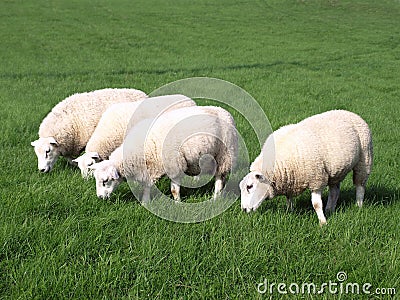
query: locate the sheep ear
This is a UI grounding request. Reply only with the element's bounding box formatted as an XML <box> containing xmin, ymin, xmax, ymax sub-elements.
<box><xmin>49</xmin><ymin>137</ymin><xmax>58</xmax><ymax>146</ymax></box>
<box><xmin>91</xmin><ymin>152</ymin><xmax>100</xmax><ymax>160</ymax></box>
<box><xmin>71</xmin><ymin>158</ymin><xmax>79</xmax><ymax>164</ymax></box>
<box><xmin>255</xmin><ymin>173</ymin><xmax>275</xmax><ymax>189</ymax></box>
<box><xmin>110</xmin><ymin>168</ymin><xmax>120</xmax><ymax>180</ymax></box>
<box><xmin>255</xmin><ymin>173</ymin><xmax>268</xmax><ymax>184</ymax></box>
<box><xmin>31</xmin><ymin>140</ymin><xmax>38</xmax><ymax>147</ymax></box>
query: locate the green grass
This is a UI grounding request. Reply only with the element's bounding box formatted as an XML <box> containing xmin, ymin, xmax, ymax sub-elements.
<box><xmin>1</xmin><ymin>0</ymin><xmax>400</xmax><ymax>298</ymax></box>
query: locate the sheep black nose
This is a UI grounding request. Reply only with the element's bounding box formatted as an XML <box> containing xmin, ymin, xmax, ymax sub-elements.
<box><xmin>40</xmin><ymin>168</ymin><xmax>46</xmax><ymax>173</ymax></box>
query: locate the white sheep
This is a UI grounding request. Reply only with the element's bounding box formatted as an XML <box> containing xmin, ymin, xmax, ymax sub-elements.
<box><xmin>73</xmin><ymin>94</ymin><xmax>196</xmax><ymax>178</ymax></box>
<box><xmin>89</xmin><ymin>105</ymin><xmax>238</xmax><ymax>202</ymax></box>
<box><xmin>240</xmin><ymin>110</ymin><xmax>373</xmax><ymax>226</ymax></box>
<box><xmin>31</xmin><ymin>88</ymin><xmax>147</xmax><ymax>172</ymax></box>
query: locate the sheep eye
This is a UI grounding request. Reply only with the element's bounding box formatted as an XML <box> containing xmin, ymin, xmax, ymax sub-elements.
<box><xmin>102</xmin><ymin>179</ymin><xmax>108</xmax><ymax>187</ymax></box>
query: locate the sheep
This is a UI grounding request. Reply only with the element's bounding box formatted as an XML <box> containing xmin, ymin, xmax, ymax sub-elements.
<box><xmin>73</xmin><ymin>94</ymin><xmax>196</xmax><ymax>178</ymax></box>
<box><xmin>89</xmin><ymin>105</ymin><xmax>238</xmax><ymax>202</ymax></box>
<box><xmin>31</xmin><ymin>88</ymin><xmax>147</xmax><ymax>172</ymax></box>
<box><xmin>239</xmin><ymin>110</ymin><xmax>373</xmax><ymax>226</ymax></box>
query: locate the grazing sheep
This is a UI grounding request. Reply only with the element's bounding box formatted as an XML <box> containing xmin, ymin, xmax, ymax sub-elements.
<box><xmin>90</xmin><ymin>106</ymin><xmax>238</xmax><ymax>202</ymax></box>
<box><xmin>31</xmin><ymin>88</ymin><xmax>147</xmax><ymax>172</ymax></box>
<box><xmin>73</xmin><ymin>94</ymin><xmax>196</xmax><ymax>178</ymax></box>
<box><xmin>240</xmin><ymin>110</ymin><xmax>373</xmax><ymax>226</ymax></box>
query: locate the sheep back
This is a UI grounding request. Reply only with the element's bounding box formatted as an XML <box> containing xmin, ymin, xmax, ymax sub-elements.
<box><xmin>86</xmin><ymin>95</ymin><xmax>196</xmax><ymax>160</ymax></box>
<box><xmin>252</xmin><ymin>110</ymin><xmax>372</xmax><ymax>196</ymax></box>
<box><xmin>38</xmin><ymin>88</ymin><xmax>147</xmax><ymax>157</ymax></box>
<box><xmin>120</xmin><ymin>106</ymin><xmax>238</xmax><ymax>185</ymax></box>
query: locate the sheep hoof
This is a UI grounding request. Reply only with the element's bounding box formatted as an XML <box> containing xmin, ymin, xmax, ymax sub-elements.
<box><xmin>319</xmin><ymin>220</ymin><xmax>327</xmax><ymax>227</ymax></box>
<box><xmin>325</xmin><ymin>208</ymin><xmax>335</xmax><ymax>217</ymax></box>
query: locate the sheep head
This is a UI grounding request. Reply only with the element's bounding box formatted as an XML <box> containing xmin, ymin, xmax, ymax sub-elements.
<box><xmin>31</xmin><ymin>137</ymin><xmax>60</xmax><ymax>173</ymax></box>
<box><xmin>73</xmin><ymin>152</ymin><xmax>101</xmax><ymax>179</ymax></box>
<box><xmin>89</xmin><ymin>160</ymin><xmax>123</xmax><ymax>199</ymax></box>
<box><xmin>239</xmin><ymin>171</ymin><xmax>275</xmax><ymax>212</ymax></box>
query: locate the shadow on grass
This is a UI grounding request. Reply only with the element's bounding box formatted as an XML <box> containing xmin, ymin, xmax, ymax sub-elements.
<box><xmin>330</xmin><ymin>185</ymin><xmax>399</xmax><ymax>212</ymax></box>
<box><xmin>5</xmin><ymin>50</ymin><xmax>383</xmax><ymax>80</ymax></box>
<box><xmin>55</xmin><ymin>157</ymin><xmax>79</xmax><ymax>172</ymax></box>
<box><xmin>1</xmin><ymin>61</ymin><xmax>303</xmax><ymax>80</ymax></box>
<box><xmin>84</xmin><ymin>167</ymin><xmax>398</xmax><ymax>217</ymax></box>
<box><xmin>113</xmin><ymin>175</ymin><xmax>235</xmax><ymax>205</ymax></box>
<box><xmin>154</xmin><ymin>177</ymin><xmax>219</xmax><ymax>203</ymax></box>
<box><xmin>257</xmin><ymin>185</ymin><xmax>399</xmax><ymax>216</ymax></box>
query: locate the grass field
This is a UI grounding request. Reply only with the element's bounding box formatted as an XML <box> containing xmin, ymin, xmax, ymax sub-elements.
<box><xmin>1</xmin><ymin>0</ymin><xmax>400</xmax><ymax>298</ymax></box>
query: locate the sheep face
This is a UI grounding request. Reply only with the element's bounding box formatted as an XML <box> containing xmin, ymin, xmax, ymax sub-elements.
<box><xmin>31</xmin><ymin>137</ymin><xmax>60</xmax><ymax>173</ymax></box>
<box><xmin>73</xmin><ymin>152</ymin><xmax>101</xmax><ymax>178</ymax></box>
<box><xmin>90</xmin><ymin>161</ymin><xmax>123</xmax><ymax>199</ymax></box>
<box><xmin>240</xmin><ymin>171</ymin><xmax>275</xmax><ymax>212</ymax></box>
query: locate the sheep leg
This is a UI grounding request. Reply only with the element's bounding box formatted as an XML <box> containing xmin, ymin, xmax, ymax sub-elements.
<box><xmin>311</xmin><ymin>190</ymin><xmax>327</xmax><ymax>226</ymax></box>
<box><xmin>353</xmin><ymin>161</ymin><xmax>369</xmax><ymax>208</ymax></box>
<box><xmin>325</xmin><ymin>183</ymin><xmax>340</xmax><ymax>214</ymax></box>
<box><xmin>142</xmin><ymin>185</ymin><xmax>151</xmax><ymax>203</ymax></box>
<box><xmin>355</xmin><ymin>185</ymin><xmax>365</xmax><ymax>208</ymax></box>
<box><xmin>66</xmin><ymin>157</ymin><xmax>78</xmax><ymax>167</ymax></box>
<box><xmin>171</xmin><ymin>180</ymin><xmax>181</xmax><ymax>202</ymax></box>
<box><xmin>286</xmin><ymin>197</ymin><xmax>294</xmax><ymax>212</ymax></box>
<box><xmin>213</xmin><ymin>174</ymin><xmax>226</xmax><ymax>200</ymax></box>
